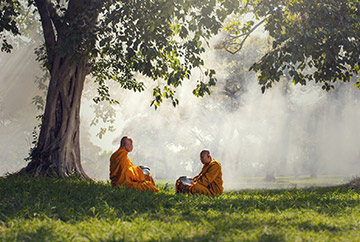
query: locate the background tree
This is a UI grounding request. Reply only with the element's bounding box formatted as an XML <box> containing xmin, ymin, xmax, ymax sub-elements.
<box><xmin>224</xmin><ymin>0</ymin><xmax>360</xmax><ymax>92</ymax></box>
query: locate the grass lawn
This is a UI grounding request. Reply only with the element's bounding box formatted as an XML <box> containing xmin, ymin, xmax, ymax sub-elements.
<box><xmin>0</xmin><ymin>175</ymin><xmax>359</xmax><ymax>241</ymax></box>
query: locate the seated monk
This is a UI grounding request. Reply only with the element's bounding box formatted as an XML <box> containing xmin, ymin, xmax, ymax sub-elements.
<box><xmin>110</xmin><ymin>136</ymin><xmax>159</xmax><ymax>192</ymax></box>
<box><xmin>175</xmin><ymin>150</ymin><xmax>223</xmax><ymax>197</ymax></box>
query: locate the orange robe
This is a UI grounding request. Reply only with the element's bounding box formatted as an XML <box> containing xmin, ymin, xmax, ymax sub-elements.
<box><xmin>110</xmin><ymin>147</ymin><xmax>159</xmax><ymax>192</ymax></box>
<box><xmin>188</xmin><ymin>159</ymin><xmax>223</xmax><ymax>197</ymax></box>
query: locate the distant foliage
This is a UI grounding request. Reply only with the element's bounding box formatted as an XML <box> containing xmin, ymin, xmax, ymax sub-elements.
<box><xmin>224</xmin><ymin>0</ymin><xmax>360</xmax><ymax>92</ymax></box>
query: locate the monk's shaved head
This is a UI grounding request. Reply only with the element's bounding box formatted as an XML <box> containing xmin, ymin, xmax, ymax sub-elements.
<box><xmin>120</xmin><ymin>136</ymin><xmax>133</xmax><ymax>152</ymax></box>
<box><xmin>200</xmin><ymin>150</ymin><xmax>212</xmax><ymax>165</ymax></box>
<box><xmin>120</xmin><ymin>136</ymin><xmax>128</xmax><ymax>147</ymax></box>
<box><xmin>200</xmin><ymin>150</ymin><xmax>210</xmax><ymax>156</ymax></box>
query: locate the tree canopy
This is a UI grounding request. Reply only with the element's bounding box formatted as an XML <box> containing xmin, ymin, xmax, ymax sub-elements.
<box><xmin>31</xmin><ymin>0</ymin><xmax>238</xmax><ymax>108</ymax></box>
<box><xmin>0</xmin><ymin>0</ymin><xmax>21</xmax><ymax>52</ymax></box>
<box><xmin>224</xmin><ymin>0</ymin><xmax>360</xmax><ymax>92</ymax></box>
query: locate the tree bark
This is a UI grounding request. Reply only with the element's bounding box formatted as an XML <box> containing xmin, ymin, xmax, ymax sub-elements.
<box><xmin>20</xmin><ymin>0</ymin><xmax>101</xmax><ymax>179</ymax></box>
<box><xmin>23</xmin><ymin>55</ymin><xmax>90</xmax><ymax>179</ymax></box>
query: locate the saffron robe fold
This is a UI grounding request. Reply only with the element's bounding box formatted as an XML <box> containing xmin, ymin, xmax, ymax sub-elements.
<box><xmin>188</xmin><ymin>159</ymin><xmax>223</xmax><ymax>197</ymax></box>
<box><xmin>110</xmin><ymin>147</ymin><xmax>159</xmax><ymax>192</ymax></box>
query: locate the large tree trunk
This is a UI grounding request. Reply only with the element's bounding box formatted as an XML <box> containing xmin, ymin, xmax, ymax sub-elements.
<box><xmin>23</xmin><ymin>55</ymin><xmax>90</xmax><ymax>179</ymax></box>
<box><xmin>18</xmin><ymin>0</ymin><xmax>102</xmax><ymax>179</ymax></box>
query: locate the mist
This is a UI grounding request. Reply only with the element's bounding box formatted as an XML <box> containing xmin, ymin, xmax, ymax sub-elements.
<box><xmin>1</xmin><ymin>34</ymin><xmax>360</xmax><ymax>190</ymax></box>
<box><xmin>0</xmin><ymin>44</ymin><xmax>43</xmax><ymax>174</ymax></box>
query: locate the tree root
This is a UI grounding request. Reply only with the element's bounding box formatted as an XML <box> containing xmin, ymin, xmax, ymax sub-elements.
<box><xmin>13</xmin><ymin>159</ymin><xmax>92</xmax><ymax>181</ymax></box>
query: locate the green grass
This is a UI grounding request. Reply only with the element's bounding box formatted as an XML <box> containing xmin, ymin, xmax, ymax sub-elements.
<box><xmin>0</xmin><ymin>176</ymin><xmax>359</xmax><ymax>241</ymax></box>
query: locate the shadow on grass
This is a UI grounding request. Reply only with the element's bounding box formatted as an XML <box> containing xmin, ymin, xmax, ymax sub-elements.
<box><xmin>297</xmin><ymin>221</ymin><xmax>340</xmax><ymax>232</ymax></box>
<box><xmin>14</xmin><ymin>225</ymin><xmax>59</xmax><ymax>241</ymax></box>
<box><xmin>0</xmin><ymin>175</ymin><xmax>359</xmax><ymax>225</ymax></box>
<box><xmin>201</xmin><ymin>187</ymin><xmax>360</xmax><ymax>214</ymax></box>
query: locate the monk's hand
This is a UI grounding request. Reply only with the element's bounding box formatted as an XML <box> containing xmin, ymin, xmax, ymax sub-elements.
<box><xmin>175</xmin><ymin>179</ymin><xmax>190</xmax><ymax>194</ymax></box>
<box><xmin>183</xmin><ymin>185</ymin><xmax>190</xmax><ymax>193</ymax></box>
<box><xmin>175</xmin><ymin>179</ymin><xmax>181</xmax><ymax>194</ymax></box>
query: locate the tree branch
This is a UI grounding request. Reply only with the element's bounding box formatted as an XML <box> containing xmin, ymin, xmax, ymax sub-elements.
<box><xmin>225</xmin><ymin>18</ymin><xmax>266</xmax><ymax>55</ymax></box>
<box><xmin>242</xmin><ymin>1</ymin><xmax>250</xmax><ymax>12</ymax></box>
<box><xmin>48</xmin><ymin>3</ymin><xmax>62</xmax><ymax>33</ymax></box>
<box><xmin>34</xmin><ymin>0</ymin><xmax>57</xmax><ymax>65</ymax></box>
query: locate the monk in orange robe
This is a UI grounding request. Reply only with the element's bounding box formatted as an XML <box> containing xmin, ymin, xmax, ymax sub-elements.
<box><xmin>110</xmin><ymin>136</ymin><xmax>159</xmax><ymax>192</ymax></box>
<box><xmin>176</xmin><ymin>150</ymin><xmax>223</xmax><ymax>197</ymax></box>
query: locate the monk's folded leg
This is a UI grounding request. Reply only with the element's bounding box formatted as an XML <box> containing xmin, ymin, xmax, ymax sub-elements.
<box><xmin>136</xmin><ymin>181</ymin><xmax>159</xmax><ymax>192</ymax></box>
<box><xmin>145</xmin><ymin>175</ymin><xmax>155</xmax><ymax>184</ymax></box>
<box><xmin>175</xmin><ymin>179</ymin><xmax>190</xmax><ymax>194</ymax></box>
<box><xmin>188</xmin><ymin>183</ymin><xmax>212</xmax><ymax>196</ymax></box>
